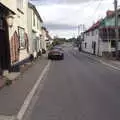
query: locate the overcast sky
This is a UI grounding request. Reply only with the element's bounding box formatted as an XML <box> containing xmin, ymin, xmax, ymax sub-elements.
<box><xmin>30</xmin><ymin>0</ymin><xmax>120</xmax><ymax>38</ymax></box>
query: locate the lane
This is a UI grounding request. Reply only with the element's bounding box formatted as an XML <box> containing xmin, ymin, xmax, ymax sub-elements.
<box><xmin>26</xmin><ymin>47</ymin><xmax>120</xmax><ymax>120</ymax></box>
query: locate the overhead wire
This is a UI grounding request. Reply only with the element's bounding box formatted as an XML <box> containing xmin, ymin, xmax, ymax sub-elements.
<box><xmin>84</xmin><ymin>0</ymin><xmax>104</xmax><ymax>27</ymax></box>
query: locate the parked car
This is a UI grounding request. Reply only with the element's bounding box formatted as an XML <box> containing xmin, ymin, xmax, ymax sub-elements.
<box><xmin>48</xmin><ymin>47</ymin><xmax>64</xmax><ymax>60</ymax></box>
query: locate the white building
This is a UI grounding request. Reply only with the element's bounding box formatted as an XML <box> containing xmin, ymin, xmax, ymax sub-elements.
<box><xmin>82</xmin><ymin>11</ymin><xmax>120</xmax><ymax>58</ymax></box>
<box><xmin>28</xmin><ymin>2</ymin><xmax>43</xmax><ymax>58</ymax></box>
<box><xmin>82</xmin><ymin>24</ymin><xmax>101</xmax><ymax>56</ymax></box>
<box><xmin>0</xmin><ymin>0</ymin><xmax>29</xmax><ymax>65</ymax></box>
<box><xmin>82</xmin><ymin>21</ymin><xmax>120</xmax><ymax>57</ymax></box>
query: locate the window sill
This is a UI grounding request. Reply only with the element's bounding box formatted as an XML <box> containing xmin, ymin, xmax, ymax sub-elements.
<box><xmin>17</xmin><ymin>8</ymin><xmax>24</xmax><ymax>14</ymax></box>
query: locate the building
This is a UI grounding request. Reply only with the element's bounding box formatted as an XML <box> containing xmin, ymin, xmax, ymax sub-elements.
<box><xmin>99</xmin><ymin>10</ymin><xmax>120</xmax><ymax>57</ymax></box>
<box><xmin>0</xmin><ymin>2</ymin><xmax>15</xmax><ymax>74</ymax></box>
<box><xmin>28</xmin><ymin>2</ymin><xmax>43</xmax><ymax>58</ymax></box>
<box><xmin>82</xmin><ymin>10</ymin><xmax>120</xmax><ymax>57</ymax></box>
<box><xmin>82</xmin><ymin>21</ymin><xmax>101</xmax><ymax>55</ymax></box>
<box><xmin>0</xmin><ymin>0</ymin><xmax>46</xmax><ymax>74</ymax></box>
<box><xmin>41</xmin><ymin>27</ymin><xmax>48</xmax><ymax>51</ymax></box>
<box><xmin>0</xmin><ymin>0</ymin><xmax>29</xmax><ymax>68</ymax></box>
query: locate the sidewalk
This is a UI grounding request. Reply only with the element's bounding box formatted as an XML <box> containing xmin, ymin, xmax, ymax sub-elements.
<box><xmin>0</xmin><ymin>57</ymin><xmax>48</xmax><ymax>117</ymax></box>
<box><xmin>0</xmin><ymin>77</ymin><xmax>6</xmax><ymax>89</ymax></box>
<box><xmin>81</xmin><ymin>52</ymin><xmax>120</xmax><ymax>70</ymax></box>
<box><xmin>72</xmin><ymin>47</ymin><xmax>120</xmax><ymax>70</ymax></box>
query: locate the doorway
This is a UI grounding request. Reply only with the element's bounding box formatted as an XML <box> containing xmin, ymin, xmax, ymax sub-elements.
<box><xmin>0</xmin><ymin>14</ymin><xmax>10</xmax><ymax>74</ymax></box>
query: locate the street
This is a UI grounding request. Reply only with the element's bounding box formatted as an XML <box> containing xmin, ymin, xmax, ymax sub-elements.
<box><xmin>24</xmin><ymin>45</ymin><xmax>120</xmax><ymax>120</ymax></box>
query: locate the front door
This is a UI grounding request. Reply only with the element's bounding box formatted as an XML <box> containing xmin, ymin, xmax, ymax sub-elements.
<box><xmin>0</xmin><ymin>16</ymin><xmax>10</xmax><ymax>74</ymax></box>
<box><xmin>93</xmin><ymin>42</ymin><xmax>96</xmax><ymax>55</ymax></box>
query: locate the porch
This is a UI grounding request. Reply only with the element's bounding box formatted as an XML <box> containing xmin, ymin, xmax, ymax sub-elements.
<box><xmin>99</xmin><ymin>27</ymin><xmax>120</xmax><ymax>59</ymax></box>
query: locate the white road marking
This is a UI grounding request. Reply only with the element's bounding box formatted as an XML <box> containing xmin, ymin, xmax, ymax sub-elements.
<box><xmin>74</xmin><ymin>51</ymin><xmax>120</xmax><ymax>71</ymax></box>
<box><xmin>16</xmin><ymin>60</ymin><xmax>51</xmax><ymax>120</ymax></box>
<box><xmin>99</xmin><ymin>60</ymin><xmax>120</xmax><ymax>71</ymax></box>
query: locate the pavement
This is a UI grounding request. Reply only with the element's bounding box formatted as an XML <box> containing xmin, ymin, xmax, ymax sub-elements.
<box><xmin>23</xmin><ymin>46</ymin><xmax>120</xmax><ymax>120</ymax></box>
<box><xmin>72</xmin><ymin>47</ymin><xmax>120</xmax><ymax>70</ymax></box>
<box><xmin>0</xmin><ymin>56</ymin><xmax>49</xmax><ymax>120</ymax></box>
<box><xmin>0</xmin><ymin>77</ymin><xmax>6</xmax><ymax>89</ymax></box>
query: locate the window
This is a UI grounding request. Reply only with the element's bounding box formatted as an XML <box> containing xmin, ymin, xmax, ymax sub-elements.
<box><xmin>92</xmin><ymin>30</ymin><xmax>94</xmax><ymax>36</ymax></box>
<box><xmin>85</xmin><ymin>42</ymin><xmax>87</xmax><ymax>48</ymax></box>
<box><xmin>86</xmin><ymin>32</ymin><xmax>89</xmax><ymax>36</ymax></box>
<box><xmin>18</xmin><ymin>27</ymin><xmax>25</xmax><ymax>49</ymax></box>
<box><xmin>111</xmin><ymin>40</ymin><xmax>116</xmax><ymax>48</ymax></box>
<box><xmin>33</xmin><ymin>12</ymin><xmax>35</xmax><ymax>26</ymax></box>
<box><xmin>96</xmin><ymin>30</ymin><xmax>98</xmax><ymax>35</ymax></box>
<box><xmin>17</xmin><ymin>0</ymin><xmax>23</xmax><ymax>11</ymax></box>
<box><xmin>37</xmin><ymin>19</ymin><xmax>39</xmax><ymax>29</ymax></box>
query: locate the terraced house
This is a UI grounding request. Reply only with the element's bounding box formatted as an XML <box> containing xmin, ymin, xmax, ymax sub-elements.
<box><xmin>0</xmin><ymin>0</ymin><xmax>45</xmax><ymax>75</ymax></box>
<box><xmin>82</xmin><ymin>10</ymin><xmax>120</xmax><ymax>58</ymax></box>
<box><xmin>28</xmin><ymin>2</ymin><xmax>44</xmax><ymax>58</ymax></box>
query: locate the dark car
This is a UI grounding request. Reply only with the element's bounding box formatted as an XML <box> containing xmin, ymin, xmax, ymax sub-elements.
<box><xmin>48</xmin><ymin>47</ymin><xmax>64</xmax><ymax>60</ymax></box>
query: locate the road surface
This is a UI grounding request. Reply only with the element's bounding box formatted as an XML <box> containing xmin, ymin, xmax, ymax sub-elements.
<box><xmin>24</xmin><ymin>46</ymin><xmax>120</xmax><ymax>120</ymax></box>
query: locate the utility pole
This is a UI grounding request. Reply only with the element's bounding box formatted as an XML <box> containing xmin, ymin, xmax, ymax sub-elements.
<box><xmin>114</xmin><ymin>0</ymin><xmax>119</xmax><ymax>59</ymax></box>
<box><xmin>78</xmin><ymin>25</ymin><xmax>80</xmax><ymax>36</ymax></box>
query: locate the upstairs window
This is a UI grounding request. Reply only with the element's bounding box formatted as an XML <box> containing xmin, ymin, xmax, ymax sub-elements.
<box><xmin>33</xmin><ymin>12</ymin><xmax>35</xmax><ymax>27</ymax></box>
<box><xmin>91</xmin><ymin>30</ymin><xmax>94</xmax><ymax>36</ymax></box>
<box><xmin>37</xmin><ymin>19</ymin><xmax>39</xmax><ymax>29</ymax></box>
<box><xmin>17</xmin><ymin>0</ymin><xmax>23</xmax><ymax>12</ymax></box>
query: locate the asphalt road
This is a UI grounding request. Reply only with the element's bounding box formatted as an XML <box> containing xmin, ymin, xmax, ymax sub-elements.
<box><xmin>25</xmin><ymin>46</ymin><xmax>120</xmax><ymax>120</ymax></box>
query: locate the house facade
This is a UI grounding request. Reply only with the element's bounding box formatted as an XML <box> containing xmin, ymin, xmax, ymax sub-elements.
<box><xmin>0</xmin><ymin>2</ymin><xmax>15</xmax><ymax>74</ymax></box>
<box><xmin>41</xmin><ymin>27</ymin><xmax>48</xmax><ymax>51</ymax></box>
<box><xmin>99</xmin><ymin>10</ymin><xmax>120</xmax><ymax>57</ymax></box>
<box><xmin>82</xmin><ymin>21</ymin><xmax>101</xmax><ymax>56</ymax></box>
<box><xmin>28</xmin><ymin>3</ymin><xmax>43</xmax><ymax>58</ymax></box>
<box><xmin>82</xmin><ymin>10</ymin><xmax>120</xmax><ymax>57</ymax></box>
<box><xmin>0</xmin><ymin>0</ymin><xmax>29</xmax><ymax>67</ymax></box>
<box><xmin>0</xmin><ymin>0</ymin><xmax>46</xmax><ymax>74</ymax></box>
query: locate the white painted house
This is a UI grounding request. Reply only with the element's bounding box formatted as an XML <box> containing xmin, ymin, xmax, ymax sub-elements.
<box><xmin>27</xmin><ymin>2</ymin><xmax>43</xmax><ymax>58</ymax></box>
<box><xmin>82</xmin><ymin>10</ymin><xmax>120</xmax><ymax>58</ymax></box>
<box><xmin>0</xmin><ymin>0</ymin><xmax>29</xmax><ymax>66</ymax></box>
<box><xmin>82</xmin><ymin>21</ymin><xmax>102</xmax><ymax>56</ymax></box>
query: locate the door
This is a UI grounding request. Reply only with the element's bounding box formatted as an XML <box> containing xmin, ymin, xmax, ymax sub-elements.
<box><xmin>0</xmin><ymin>16</ymin><xmax>10</xmax><ymax>74</ymax></box>
<box><xmin>92</xmin><ymin>41</ymin><xmax>96</xmax><ymax>55</ymax></box>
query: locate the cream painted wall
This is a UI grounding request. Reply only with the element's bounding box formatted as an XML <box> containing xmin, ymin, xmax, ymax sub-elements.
<box><xmin>27</xmin><ymin>5</ymin><xmax>43</xmax><ymax>57</ymax></box>
<box><xmin>0</xmin><ymin>0</ymin><xmax>29</xmax><ymax>62</ymax></box>
<box><xmin>82</xmin><ymin>29</ymin><xmax>99</xmax><ymax>55</ymax></box>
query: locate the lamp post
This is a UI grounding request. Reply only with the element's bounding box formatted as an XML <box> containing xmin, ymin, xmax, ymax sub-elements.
<box><xmin>114</xmin><ymin>0</ymin><xmax>119</xmax><ymax>59</ymax></box>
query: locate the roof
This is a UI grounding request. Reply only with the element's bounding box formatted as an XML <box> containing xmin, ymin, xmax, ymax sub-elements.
<box><xmin>0</xmin><ymin>2</ymin><xmax>15</xmax><ymax>15</ymax></box>
<box><xmin>28</xmin><ymin>2</ymin><xmax>43</xmax><ymax>22</ymax></box>
<box><xmin>84</xmin><ymin>20</ymin><xmax>101</xmax><ymax>33</ymax></box>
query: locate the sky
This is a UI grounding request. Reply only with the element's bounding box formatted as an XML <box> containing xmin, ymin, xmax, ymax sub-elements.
<box><xmin>30</xmin><ymin>0</ymin><xmax>120</xmax><ymax>38</ymax></box>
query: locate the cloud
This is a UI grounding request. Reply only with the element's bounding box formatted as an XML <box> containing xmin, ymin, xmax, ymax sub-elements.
<box><xmin>31</xmin><ymin>0</ymin><xmax>118</xmax><ymax>38</ymax></box>
<box><xmin>44</xmin><ymin>22</ymin><xmax>78</xmax><ymax>30</ymax></box>
<box><xmin>30</xmin><ymin>0</ymin><xmax>105</xmax><ymax>5</ymax></box>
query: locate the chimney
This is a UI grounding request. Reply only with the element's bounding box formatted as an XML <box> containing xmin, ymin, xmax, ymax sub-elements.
<box><xmin>106</xmin><ymin>10</ymin><xmax>114</xmax><ymax>17</ymax></box>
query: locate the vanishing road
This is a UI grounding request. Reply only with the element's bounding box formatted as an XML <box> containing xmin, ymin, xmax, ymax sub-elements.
<box><xmin>25</xmin><ymin>44</ymin><xmax>120</xmax><ymax>120</ymax></box>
